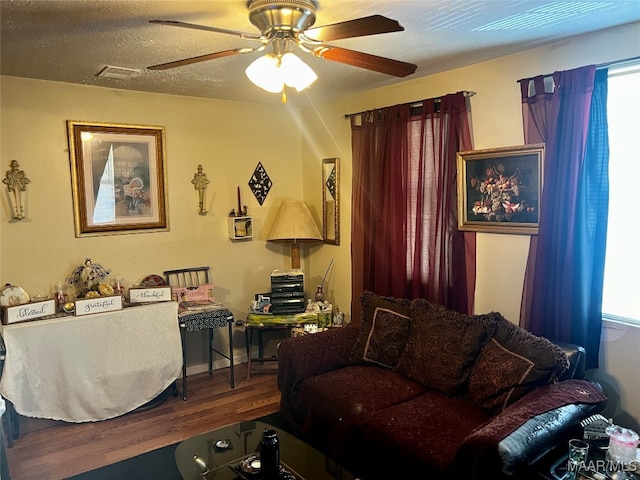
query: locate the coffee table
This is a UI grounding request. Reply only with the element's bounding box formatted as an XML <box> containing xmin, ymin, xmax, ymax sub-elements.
<box><xmin>175</xmin><ymin>420</ymin><xmax>358</xmax><ymax>480</ymax></box>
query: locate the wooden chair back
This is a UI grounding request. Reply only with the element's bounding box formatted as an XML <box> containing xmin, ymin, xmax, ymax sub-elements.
<box><xmin>163</xmin><ymin>267</ymin><xmax>211</xmax><ymax>288</ymax></box>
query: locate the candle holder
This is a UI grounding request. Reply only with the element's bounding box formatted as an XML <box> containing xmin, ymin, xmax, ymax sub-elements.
<box><xmin>191</xmin><ymin>164</ymin><xmax>209</xmax><ymax>215</ymax></box>
<box><xmin>3</xmin><ymin>160</ymin><xmax>30</xmax><ymax>221</ymax></box>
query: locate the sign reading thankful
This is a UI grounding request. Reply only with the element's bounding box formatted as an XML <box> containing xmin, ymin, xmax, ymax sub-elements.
<box><xmin>128</xmin><ymin>287</ymin><xmax>172</xmax><ymax>304</ymax></box>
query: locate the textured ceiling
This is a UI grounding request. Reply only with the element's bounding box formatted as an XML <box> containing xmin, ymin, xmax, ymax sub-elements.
<box><xmin>1</xmin><ymin>0</ymin><xmax>640</xmax><ymax>106</ymax></box>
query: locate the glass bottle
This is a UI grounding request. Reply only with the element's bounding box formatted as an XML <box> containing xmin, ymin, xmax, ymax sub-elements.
<box><xmin>55</xmin><ymin>282</ymin><xmax>67</xmax><ymax>313</ymax></box>
<box><xmin>113</xmin><ymin>276</ymin><xmax>125</xmax><ymax>302</ymax></box>
<box><xmin>260</xmin><ymin>429</ymin><xmax>279</xmax><ymax>480</ymax></box>
<box><xmin>333</xmin><ymin>306</ymin><xmax>344</xmax><ymax>326</ymax></box>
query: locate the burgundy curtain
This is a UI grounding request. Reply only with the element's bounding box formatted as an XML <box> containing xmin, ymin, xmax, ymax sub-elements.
<box><xmin>351</xmin><ymin>93</ymin><xmax>474</xmax><ymax>322</ymax></box>
<box><xmin>518</xmin><ymin>66</ymin><xmax>609</xmax><ymax>368</ymax></box>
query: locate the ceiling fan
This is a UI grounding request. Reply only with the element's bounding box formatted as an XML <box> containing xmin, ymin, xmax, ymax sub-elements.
<box><xmin>147</xmin><ymin>0</ymin><xmax>417</xmax><ymax>96</ymax></box>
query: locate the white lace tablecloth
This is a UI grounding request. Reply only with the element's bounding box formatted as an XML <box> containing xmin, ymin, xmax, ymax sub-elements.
<box><xmin>0</xmin><ymin>301</ymin><xmax>182</xmax><ymax>422</ymax></box>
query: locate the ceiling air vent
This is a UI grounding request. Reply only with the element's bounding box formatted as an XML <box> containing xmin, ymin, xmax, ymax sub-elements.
<box><xmin>96</xmin><ymin>65</ymin><xmax>140</xmax><ymax>79</ymax></box>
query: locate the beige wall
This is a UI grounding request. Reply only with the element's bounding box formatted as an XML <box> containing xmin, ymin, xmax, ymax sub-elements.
<box><xmin>0</xmin><ymin>76</ymin><xmax>309</xmax><ymax>372</ymax></box>
<box><xmin>302</xmin><ymin>22</ymin><xmax>640</xmax><ymax>429</ymax></box>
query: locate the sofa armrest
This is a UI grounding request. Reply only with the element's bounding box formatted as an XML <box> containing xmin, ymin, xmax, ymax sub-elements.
<box><xmin>278</xmin><ymin>324</ymin><xmax>360</xmax><ymax>394</ymax></box>
<box><xmin>456</xmin><ymin>379</ymin><xmax>607</xmax><ymax>478</ymax></box>
<box><xmin>556</xmin><ymin>341</ymin><xmax>586</xmax><ymax>380</ymax></box>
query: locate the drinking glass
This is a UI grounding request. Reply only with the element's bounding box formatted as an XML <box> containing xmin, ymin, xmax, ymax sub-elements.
<box><xmin>568</xmin><ymin>439</ymin><xmax>589</xmax><ymax>469</ymax></box>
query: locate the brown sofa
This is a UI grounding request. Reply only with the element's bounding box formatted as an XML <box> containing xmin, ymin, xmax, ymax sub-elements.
<box><xmin>278</xmin><ymin>292</ymin><xmax>607</xmax><ymax>479</ymax></box>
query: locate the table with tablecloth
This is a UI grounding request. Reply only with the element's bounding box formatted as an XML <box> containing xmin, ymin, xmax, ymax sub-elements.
<box><xmin>0</xmin><ymin>301</ymin><xmax>182</xmax><ymax>423</ymax></box>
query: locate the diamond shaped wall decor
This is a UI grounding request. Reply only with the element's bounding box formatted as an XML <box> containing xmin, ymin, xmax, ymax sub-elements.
<box><xmin>248</xmin><ymin>162</ymin><xmax>272</xmax><ymax>206</ymax></box>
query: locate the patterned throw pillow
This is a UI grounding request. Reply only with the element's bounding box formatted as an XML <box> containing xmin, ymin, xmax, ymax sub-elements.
<box><xmin>395</xmin><ymin>299</ymin><xmax>495</xmax><ymax>396</ymax></box>
<box><xmin>362</xmin><ymin>308</ymin><xmax>412</xmax><ymax>369</ymax></box>
<box><xmin>468</xmin><ymin>313</ymin><xmax>569</xmax><ymax>413</ymax></box>
<box><xmin>349</xmin><ymin>291</ymin><xmax>412</xmax><ymax>367</ymax></box>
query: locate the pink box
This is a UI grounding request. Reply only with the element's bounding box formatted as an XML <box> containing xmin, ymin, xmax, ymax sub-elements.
<box><xmin>171</xmin><ymin>284</ymin><xmax>215</xmax><ymax>302</ymax></box>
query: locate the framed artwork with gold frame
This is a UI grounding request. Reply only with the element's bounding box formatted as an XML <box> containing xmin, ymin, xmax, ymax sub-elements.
<box><xmin>67</xmin><ymin>121</ymin><xmax>169</xmax><ymax>237</ymax></box>
<box><xmin>456</xmin><ymin>144</ymin><xmax>544</xmax><ymax>235</ymax></box>
<box><xmin>322</xmin><ymin>158</ymin><xmax>340</xmax><ymax>245</ymax></box>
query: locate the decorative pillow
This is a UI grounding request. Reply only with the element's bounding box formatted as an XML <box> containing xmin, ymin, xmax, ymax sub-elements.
<box><xmin>349</xmin><ymin>291</ymin><xmax>412</xmax><ymax>366</ymax></box>
<box><xmin>395</xmin><ymin>299</ymin><xmax>495</xmax><ymax>396</ymax></box>
<box><xmin>468</xmin><ymin>313</ymin><xmax>570</xmax><ymax>414</ymax></box>
<box><xmin>362</xmin><ymin>308</ymin><xmax>412</xmax><ymax>369</ymax></box>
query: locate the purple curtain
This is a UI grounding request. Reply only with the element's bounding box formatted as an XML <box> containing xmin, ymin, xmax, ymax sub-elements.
<box><xmin>519</xmin><ymin>66</ymin><xmax>609</xmax><ymax>368</ymax></box>
<box><xmin>350</xmin><ymin>93</ymin><xmax>474</xmax><ymax>322</ymax></box>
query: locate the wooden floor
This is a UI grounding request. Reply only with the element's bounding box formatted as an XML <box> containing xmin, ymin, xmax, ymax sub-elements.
<box><xmin>5</xmin><ymin>364</ymin><xmax>280</xmax><ymax>480</ymax></box>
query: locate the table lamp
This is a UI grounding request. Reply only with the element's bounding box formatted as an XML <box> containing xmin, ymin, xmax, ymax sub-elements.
<box><xmin>267</xmin><ymin>201</ymin><xmax>322</xmax><ymax>269</ymax></box>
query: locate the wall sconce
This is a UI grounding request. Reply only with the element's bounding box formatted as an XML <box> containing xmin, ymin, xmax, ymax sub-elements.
<box><xmin>228</xmin><ymin>186</ymin><xmax>253</xmax><ymax>240</ymax></box>
<box><xmin>3</xmin><ymin>160</ymin><xmax>30</xmax><ymax>221</ymax></box>
<box><xmin>191</xmin><ymin>164</ymin><xmax>209</xmax><ymax>215</ymax></box>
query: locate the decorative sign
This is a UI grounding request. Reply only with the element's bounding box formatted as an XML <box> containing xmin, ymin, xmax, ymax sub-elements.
<box><xmin>129</xmin><ymin>287</ymin><xmax>172</xmax><ymax>304</ymax></box>
<box><xmin>248</xmin><ymin>162</ymin><xmax>272</xmax><ymax>205</ymax></box>
<box><xmin>2</xmin><ymin>299</ymin><xmax>56</xmax><ymax>325</ymax></box>
<box><xmin>75</xmin><ymin>295</ymin><xmax>123</xmax><ymax>316</ymax></box>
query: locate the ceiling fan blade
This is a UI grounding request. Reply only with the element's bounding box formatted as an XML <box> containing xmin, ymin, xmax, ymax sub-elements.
<box><xmin>149</xmin><ymin>20</ymin><xmax>263</xmax><ymax>41</ymax></box>
<box><xmin>148</xmin><ymin>48</ymin><xmax>252</xmax><ymax>71</ymax></box>
<box><xmin>314</xmin><ymin>46</ymin><xmax>416</xmax><ymax>77</ymax></box>
<box><xmin>303</xmin><ymin>15</ymin><xmax>403</xmax><ymax>41</ymax></box>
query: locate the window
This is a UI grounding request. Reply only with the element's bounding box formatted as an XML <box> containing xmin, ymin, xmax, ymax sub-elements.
<box><xmin>601</xmin><ymin>64</ymin><xmax>640</xmax><ymax>324</ymax></box>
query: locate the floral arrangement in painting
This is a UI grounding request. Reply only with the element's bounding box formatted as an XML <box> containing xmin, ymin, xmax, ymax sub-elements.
<box><xmin>128</xmin><ymin>190</ymin><xmax>150</xmax><ymax>215</ymax></box>
<box><xmin>470</xmin><ymin>163</ymin><xmax>536</xmax><ymax>222</ymax></box>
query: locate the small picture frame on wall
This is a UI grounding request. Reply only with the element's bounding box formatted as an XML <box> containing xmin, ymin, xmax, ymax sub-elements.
<box><xmin>456</xmin><ymin>144</ymin><xmax>544</xmax><ymax>235</ymax></box>
<box><xmin>67</xmin><ymin>121</ymin><xmax>169</xmax><ymax>237</ymax></box>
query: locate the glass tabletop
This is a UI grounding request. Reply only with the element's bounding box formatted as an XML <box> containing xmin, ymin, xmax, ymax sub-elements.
<box><xmin>175</xmin><ymin>420</ymin><xmax>357</xmax><ymax>480</ymax></box>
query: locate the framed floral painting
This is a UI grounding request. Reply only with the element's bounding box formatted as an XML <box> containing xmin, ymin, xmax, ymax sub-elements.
<box><xmin>456</xmin><ymin>144</ymin><xmax>544</xmax><ymax>235</ymax></box>
<box><xmin>67</xmin><ymin>121</ymin><xmax>169</xmax><ymax>237</ymax></box>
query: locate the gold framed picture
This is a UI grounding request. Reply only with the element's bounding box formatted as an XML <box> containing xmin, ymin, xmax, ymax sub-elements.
<box><xmin>67</xmin><ymin>121</ymin><xmax>169</xmax><ymax>237</ymax></box>
<box><xmin>456</xmin><ymin>144</ymin><xmax>544</xmax><ymax>235</ymax></box>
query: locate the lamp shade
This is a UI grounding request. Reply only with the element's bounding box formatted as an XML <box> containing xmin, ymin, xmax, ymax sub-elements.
<box><xmin>245</xmin><ymin>53</ymin><xmax>283</xmax><ymax>93</ymax></box>
<box><xmin>245</xmin><ymin>52</ymin><xmax>317</xmax><ymax>94</ymax></box>
<box><xmin>267</xmin><ymin>201</ymin><xmax>322</xmax><ymax>269</ymax></box>
<box><xmin>281</xmin><ymin>52</ymin><xmax>318</xmax><ymax>92</ymax></box>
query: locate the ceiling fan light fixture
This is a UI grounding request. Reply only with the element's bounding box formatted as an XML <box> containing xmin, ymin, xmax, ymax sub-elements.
<box><xmin>245</xmin><ymin>53</ymin><xmax>284</xmax><ymax>93</ymax></box>
<box><xmin>245</xmin><ymin>51</ymin><xmax>316</xmax><ymax>94</ymax></box>
<box><xmin>281</xmin><ymin>52</ymin><xmax>317</xmax><ymax>91</ymax></box>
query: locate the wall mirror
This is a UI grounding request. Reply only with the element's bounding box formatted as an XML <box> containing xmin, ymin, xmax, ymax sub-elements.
<box><xmin>322</xmin><ymin>158</ymin><xmax>340</xmax><ymax>245</ymax></box>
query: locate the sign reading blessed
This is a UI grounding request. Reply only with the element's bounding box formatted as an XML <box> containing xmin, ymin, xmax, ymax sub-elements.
<box><xmin>3</xmin><ymin>299</ymin><xmax>56</xmax><ymax>324</ymax></box>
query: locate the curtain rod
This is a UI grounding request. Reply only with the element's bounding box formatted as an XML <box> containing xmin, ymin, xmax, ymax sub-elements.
<box><xmin>516</xmin><ymin>55</ymin><xmax>640</xmax><ymax>83</ymax></box>
<box><xmin>343</xmin><ymin>90</ymin><xmax>476</xmax><ymax>119</ymax></box>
